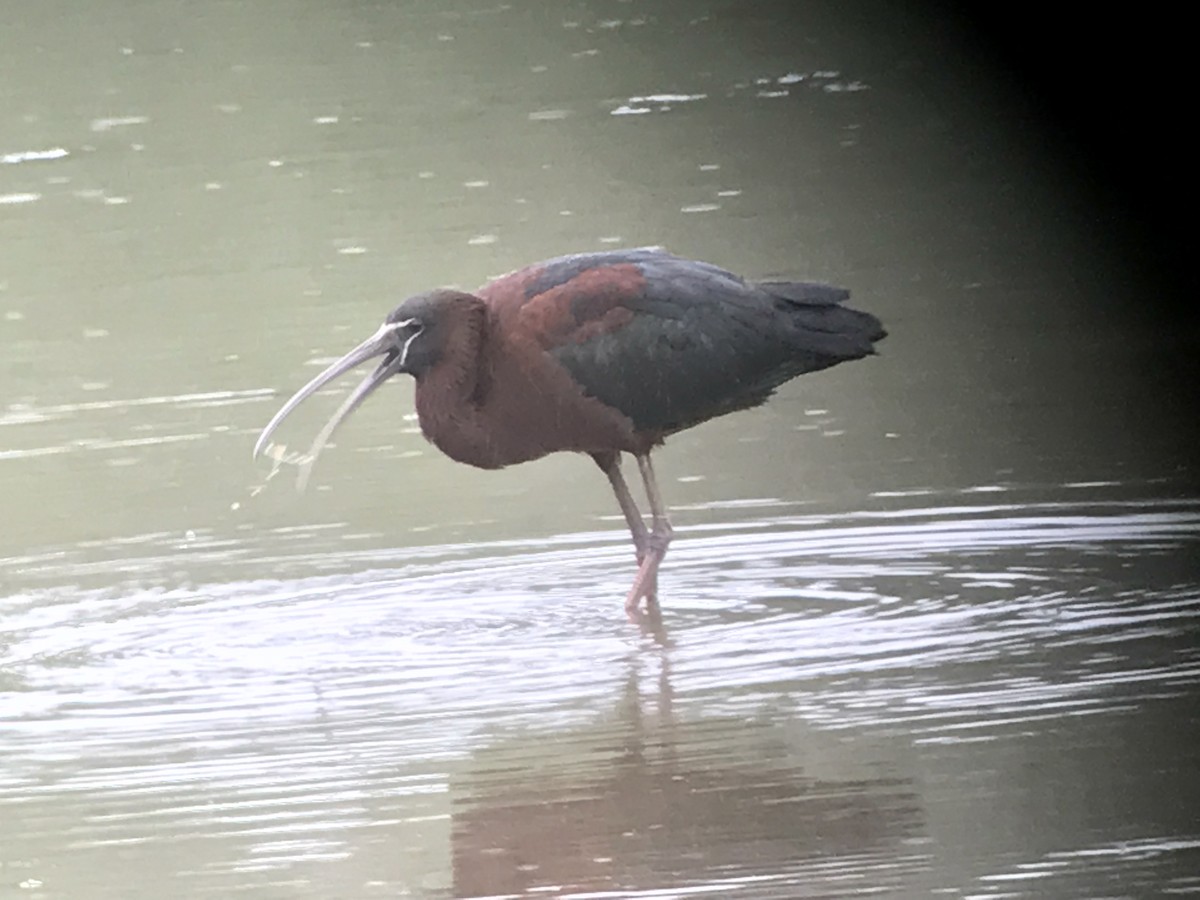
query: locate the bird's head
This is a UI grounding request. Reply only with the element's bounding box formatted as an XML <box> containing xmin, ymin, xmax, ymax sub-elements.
<box><xmin>252</xmin><ymin>289</ymin><xmax>474</xmax><ymax>478</ymax></box>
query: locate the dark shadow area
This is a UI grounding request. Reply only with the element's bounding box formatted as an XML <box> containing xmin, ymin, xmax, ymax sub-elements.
<box><xmin>921</xmin><ymin>2</ymin><xmax>1191</xmax><ymax>300</ymax></box>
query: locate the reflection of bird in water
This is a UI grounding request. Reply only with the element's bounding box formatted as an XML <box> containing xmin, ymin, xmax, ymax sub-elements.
<box><xmin>449</xmin><ymin>652</ymin><xmax>922</xmax><ymax>896</ymax></box>
<box><xmin>256</xmin><ymin>248</ymin><xmax>885</xmax><ymax>617</ymax></box>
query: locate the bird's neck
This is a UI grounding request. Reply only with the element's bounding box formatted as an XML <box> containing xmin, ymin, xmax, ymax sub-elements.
<box><xmin>413</xmin><ymin>300</ymin><xmax>502</xmax><ymax>468</ymax></box>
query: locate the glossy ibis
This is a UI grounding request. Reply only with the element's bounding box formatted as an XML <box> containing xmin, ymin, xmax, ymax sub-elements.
<box><xmin>254</xmin><ymin>248</ymin><xmax>885</xmax><ymax>617</ymax></box>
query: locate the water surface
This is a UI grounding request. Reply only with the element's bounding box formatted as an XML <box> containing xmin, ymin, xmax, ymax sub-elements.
<box><xmin>3</xmin><ymin>1</ymin><xmax>1197</xmax><ymax>897</ymax></box>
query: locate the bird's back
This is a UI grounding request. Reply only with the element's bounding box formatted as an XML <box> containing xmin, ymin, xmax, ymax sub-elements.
<box><xmin>478</xmin><ymin>248</ymin><xmax>885</xmax><ymax>438</ymax></box>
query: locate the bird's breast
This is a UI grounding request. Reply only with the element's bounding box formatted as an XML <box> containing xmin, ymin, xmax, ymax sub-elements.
<box><xmin>414</xmin><ymin>346</ymin><xmax>646</xmax><ymax>469</ymax></box>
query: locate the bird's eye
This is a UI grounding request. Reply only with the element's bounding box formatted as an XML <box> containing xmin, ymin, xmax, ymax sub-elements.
<box><xmin>391</xmin><ymin>316</ymin><xmax>422</xmax><ymax>336</ymax></box>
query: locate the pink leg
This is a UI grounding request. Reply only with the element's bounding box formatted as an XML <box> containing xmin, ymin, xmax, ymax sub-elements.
<box><xmin>623</xmin><ymin>453</ymin><xmax>674</xmax><ymax>617</ymax></box>
<box><xmin>594</xmin><ymin>451</ymin><xmax>648</xmax><ymax>563</ymax></box>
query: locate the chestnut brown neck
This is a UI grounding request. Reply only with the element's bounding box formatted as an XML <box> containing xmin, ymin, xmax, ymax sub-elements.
<box><xmin>412</xmin><ymin>294</ymin><xmax>499</xmax><ymax>466</ymax></box>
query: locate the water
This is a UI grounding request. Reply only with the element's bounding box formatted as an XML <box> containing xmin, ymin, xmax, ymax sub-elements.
<box><xmin>2</xmin><ymin>1</ymin><xmax>1197</xmax><ymax>897</ymax></box>
<box><xmin>3</xmin><ymin>489</ymin><xmax>1198</xmax><ymax>896</ymax></box>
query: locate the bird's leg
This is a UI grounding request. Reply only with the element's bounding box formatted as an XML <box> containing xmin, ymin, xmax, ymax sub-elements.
<box><xmin>623</xmin><ymin>453</ymin><xmax>674</xmax><ymax>617</ymax></box>
<box><xmin>593</xmin><ymin>451</ymin><xmax>649</xmax><ymax>563</ymax></box>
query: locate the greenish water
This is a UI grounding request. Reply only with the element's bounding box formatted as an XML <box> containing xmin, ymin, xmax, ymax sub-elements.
<box><xmin>2</xmin><ymin>2</ymin><xmax>1197</xmax><ymax>897</ymax></box>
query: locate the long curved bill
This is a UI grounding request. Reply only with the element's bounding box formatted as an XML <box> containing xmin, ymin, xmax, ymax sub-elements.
<box><xmin>253</xmin><ymin>323</ymin><xmax>406</xmax><ymax>488</ymax></box>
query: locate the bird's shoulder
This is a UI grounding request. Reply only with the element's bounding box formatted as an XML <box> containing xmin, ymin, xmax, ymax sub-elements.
<box><xmin>476</xmin><ymin>247</ymin><xmax>757</xmax><ymax>350</ymax></box>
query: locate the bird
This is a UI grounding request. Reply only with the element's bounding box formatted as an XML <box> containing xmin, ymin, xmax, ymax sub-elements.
<box><xmin>254</xmin><ymin>247</ymin><xmax>885</xmax><ymax>618</ymax></box>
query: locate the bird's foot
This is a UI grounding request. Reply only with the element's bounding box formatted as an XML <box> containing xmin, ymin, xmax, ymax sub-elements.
<box><xmin>624</xmin><ymin>553</ymin><xmax>662</xmax><ymax>619</ymax></box>
<box><xmin>624</xmin><ymin>523</ymin><xmax>673</xmax><ymax>619</ymax></box>
<box><xmin>630</xmin><ymin>594</ymin><xmax>667</xmax><ymax>643</ymax></box>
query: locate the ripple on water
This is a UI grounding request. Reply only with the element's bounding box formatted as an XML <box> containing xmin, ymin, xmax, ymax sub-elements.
<box><xmin>1</xmin><ymin>494</ymin><xmax>1199</xmax><ymax>896</ymax></box>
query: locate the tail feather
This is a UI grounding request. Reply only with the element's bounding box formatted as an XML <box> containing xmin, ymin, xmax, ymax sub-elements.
<box><xmin>759</xmin><ymin>280</ymin><xmax>887</xmax><ymax>361</ymax></box>
<box><xmin>759</xmin><ymin>280</ymin><xmax>850</xmax><ymax>306</ymax></box>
